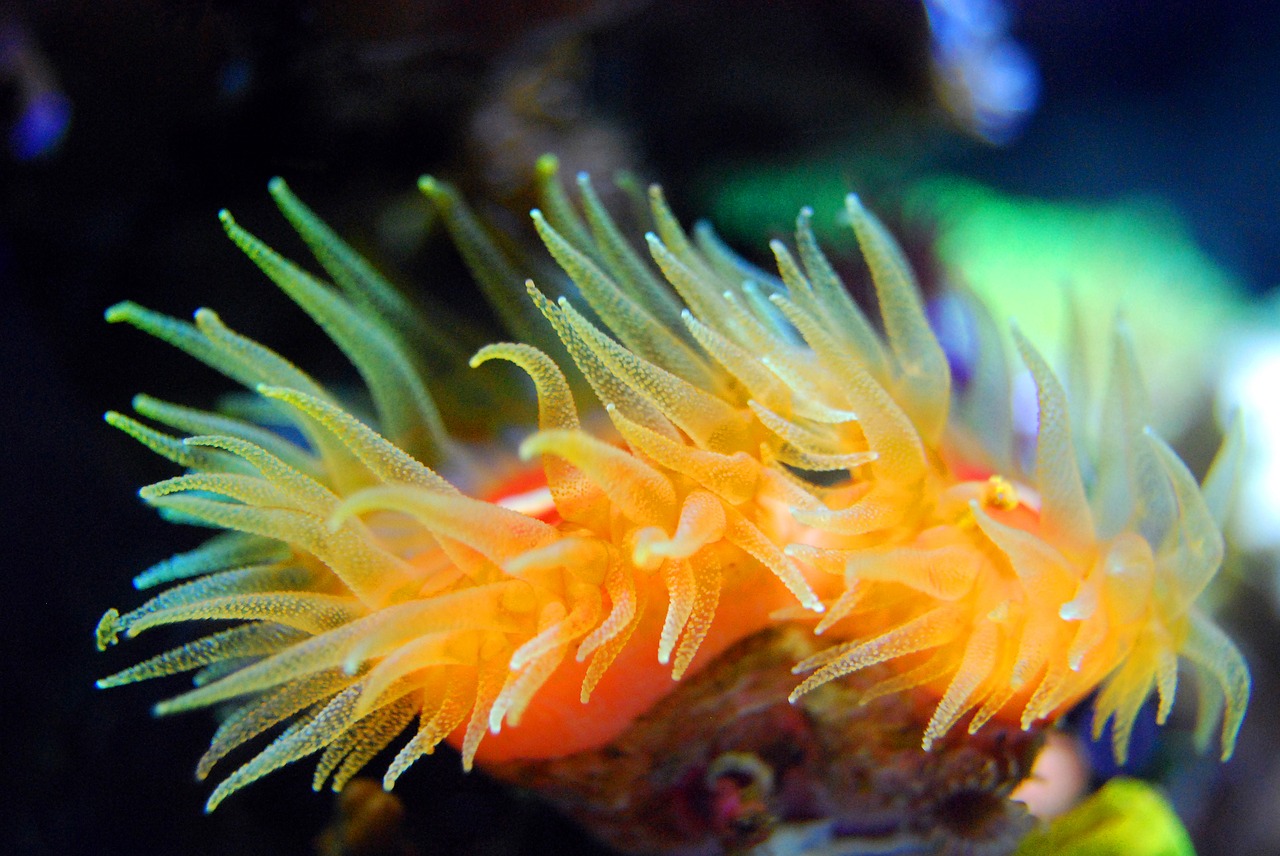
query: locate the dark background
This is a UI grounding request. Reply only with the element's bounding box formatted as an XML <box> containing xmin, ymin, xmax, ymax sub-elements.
<box><xmin>3</xmin><ymin>2</ymin><xmax>1277</xmax><ymax>854</ymax></box>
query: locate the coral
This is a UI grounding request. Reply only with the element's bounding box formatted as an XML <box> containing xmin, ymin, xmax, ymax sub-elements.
<box><xmin>96</xmin><ymin>163</ymin><xmax>1248</xmax><ymax>828</ymax></box>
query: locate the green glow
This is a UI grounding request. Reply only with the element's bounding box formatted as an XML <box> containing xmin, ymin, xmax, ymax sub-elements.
<box><xmin>906</xmin><ymin>177</ymin><xmax>1246</xmax><ymax>435</ymax></box>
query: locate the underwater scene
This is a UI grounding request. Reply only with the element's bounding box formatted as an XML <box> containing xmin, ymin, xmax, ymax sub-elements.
<box><xmin>4</xmin><ymin>2</ymin><xmax>1279</xmax><ymax>855</ymax></box>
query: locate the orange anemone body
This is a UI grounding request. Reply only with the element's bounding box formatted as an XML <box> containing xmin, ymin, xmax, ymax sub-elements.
<box><xmin>466</xmin><ymin>453</ymin><xmax>1045</xmax><ymax>764</ymax></box>
<box><xmin>95</xmin><ymin>165</ymin><xmax>1249</xmax><ymax>810</ymax></box>
<box><xmin>465</xmin><ymin>462</ymin><xmax>826</xmax><ymax>762</ymax></box>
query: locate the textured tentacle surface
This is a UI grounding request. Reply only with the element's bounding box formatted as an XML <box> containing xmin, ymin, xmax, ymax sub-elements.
<box><xmin>97</xmin><ymin>164</ymin><xmax>1248</xmax><ymax>812</ymax></box>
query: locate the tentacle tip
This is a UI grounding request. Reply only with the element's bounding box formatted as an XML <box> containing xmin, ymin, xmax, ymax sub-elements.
<box><xmin>516</xmin><ymin>435</ymin><xmax>542</xmax><ymax>462</ymax></box>
<box><xmin>535</xmin><ymin>153</ymin><xmax>559</xmax><ymax>175</ymax></box>
<box><xmin>217</xmin><ymin>209</ymin><xmax>234</xmax><ymax>227</ymax></box>
<box><xmin>94</xmin><ymin>608</ymin><xmax>121</xmax><ymax>650</ymax></box>
<box><xmin>103</xmin><ymin>302</ymin><xmax>134</xmax><ymax>323</ymax></box>
<box><xmin>631</xmin><ymin>549</ymin><xmax>659</xmax><ymax>572</ymax></box>
<box><xmin>266</xmin><ymin>176</ymin><xmax>286</xmax><ymax>195</ymax></box>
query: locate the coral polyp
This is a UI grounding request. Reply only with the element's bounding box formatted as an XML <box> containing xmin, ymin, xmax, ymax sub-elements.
<box><xmin>96</xmin><ymin>163</ymin><xmax>1247</xmax><ymax>850</ymax></box>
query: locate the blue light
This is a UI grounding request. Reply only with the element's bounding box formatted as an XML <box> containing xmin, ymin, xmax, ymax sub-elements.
<box><xmin>11</xmin><ymin>89</ymin><xmax>72</xmax><ymax>161</ymax></box>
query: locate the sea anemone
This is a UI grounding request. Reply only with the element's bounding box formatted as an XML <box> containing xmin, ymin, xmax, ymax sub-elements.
<box><xmin>96</xmin><ymin>162</ymin><xmax>1248</xmax><ymax>834</ymax></box>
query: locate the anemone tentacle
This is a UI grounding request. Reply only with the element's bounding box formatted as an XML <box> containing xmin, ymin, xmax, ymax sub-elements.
<box><xmin>98</xmin><ymin>166</ymin><xmax>1248</xmax><ymax>812</ymax></box>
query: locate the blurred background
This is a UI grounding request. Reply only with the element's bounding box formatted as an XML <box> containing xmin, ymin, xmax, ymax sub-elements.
<box><xmin>2</xmin><ymin>1</ymin><xmax>1277</xmax><ymax>854</ymax></box>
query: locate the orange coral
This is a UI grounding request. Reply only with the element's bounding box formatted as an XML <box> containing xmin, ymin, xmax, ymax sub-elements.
<box><xmin>96</xmin><ymin>163</ymin><xmax>1248</xmax><ymax>812</ymax></box>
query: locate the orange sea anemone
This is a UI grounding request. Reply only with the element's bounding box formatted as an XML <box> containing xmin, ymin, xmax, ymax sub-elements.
<box><xmin>96</xmin><ymin>161</ymin><xmax>1248</xmax><ymax>820</ymax></box>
